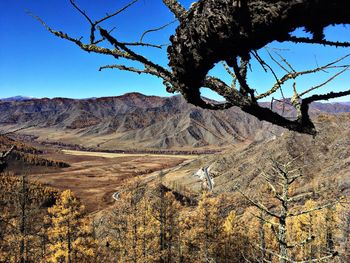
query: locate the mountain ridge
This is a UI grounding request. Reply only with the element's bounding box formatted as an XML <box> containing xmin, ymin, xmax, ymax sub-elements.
<box><xmin>1</xmin><ymin>93</ymin><xmax>349</xmax><ymax>150</ymax></box>
<box><xmin>0</xmin><ymin>96</ymin><xmax>35</xmax><ymax>101</ymax></box>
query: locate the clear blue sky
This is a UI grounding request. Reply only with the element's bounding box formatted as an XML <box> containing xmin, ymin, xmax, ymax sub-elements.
<box><xmin>1</xmin><ymin>0</ymin><xmax>350</xmax><ymax>101</ymax></box>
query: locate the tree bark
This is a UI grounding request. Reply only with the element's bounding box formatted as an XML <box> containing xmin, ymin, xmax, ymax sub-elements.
<box><xmin>168</xmin><ymin>0</ymin><xmax>350</xmax><ymax>100</ymax></box>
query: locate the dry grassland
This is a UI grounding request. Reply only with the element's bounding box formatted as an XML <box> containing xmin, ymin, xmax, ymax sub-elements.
<box><xmin>62</xmin><ymin>150</ymin><xmax>199</xmax><ymax>159</ymax></box>
<box><xmin>30</xmin><ymin>150</ymin><xmax>191</xmax><ymax>213</ymax></box>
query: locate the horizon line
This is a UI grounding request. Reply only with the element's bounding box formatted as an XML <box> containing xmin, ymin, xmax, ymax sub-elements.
<box><xmin>1</xmin><ymin>93</ymin><xmax>349</xmax><ymax>104</ymax></box>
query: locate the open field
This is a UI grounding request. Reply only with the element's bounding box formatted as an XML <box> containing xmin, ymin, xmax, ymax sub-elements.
<box><xmin>62</xmin><ymin>149</ymin><xmax>199</xmax><ymax>159</ymax></box>
<box><xmin>29</xmin><ymin>150</ymin><xmax>191</xmax><ymax>213</ymax></box>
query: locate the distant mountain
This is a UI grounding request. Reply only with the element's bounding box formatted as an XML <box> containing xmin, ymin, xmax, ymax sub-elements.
<box><xmin>0</xmin><ymin>96</ymin><xmax>35</xmax><ymax>101</ymax></box>
<box><xmin>311</xmin><ymin>102</ymin><xmax>350</xmax><ymax>114</ymax></box>
<box><xmin>0</xmin><ymin>93</ymin><xmax>349</xmax><ymax>150</ymax></box>
<box><xmin>260</xmin><ymin>100</ymin><xmax>350</xmax><ymax>116</ymax></box>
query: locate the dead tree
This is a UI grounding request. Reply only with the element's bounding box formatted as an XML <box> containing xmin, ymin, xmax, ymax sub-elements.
<box><xmin>237</xmin><ymin>158</ymin><xmax>339</xmax><ymax>263</ymax></box>
<box><xmin>31</xmin><ymin>0</ymin><xmax>350</xmax><ymax>135</ymax></box>
<box><xmin>0</xmin><ymin>146</ymin><xmax>14</xmax><ymax>173</ymax></box>
<box><xmin>0</xmin><ymin>126</ymin><xmax>33</xmax><ymax>173</ymax></box>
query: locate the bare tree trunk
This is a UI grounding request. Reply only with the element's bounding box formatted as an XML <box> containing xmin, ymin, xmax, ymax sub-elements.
<box><xmin>67</xmin><ymin>220</ymin><xmax>72</xmax><ymax>263</ymax></box>
<box><xmin>259</xmin><ymin>213</ymin><xmax>266</xmax><ymax>262</ymax></box>
<box><xmin>278</xmin><ymin>217</ymin><xmax>288</xmax><ymax>263</ymax></box>
<box><xmin>278</xmin><ymin>174</ymin><xmax>289</xmax><ymax>263</ymax></box>
<box><xmin>19</xmin><ymin>175</ymin><xmax>27</xmax><ymax>263</ymax></box>
<box><xmin>159</xmin><ymin>186</ymin><xmax>166</xmax><ymax>263</ymax></box>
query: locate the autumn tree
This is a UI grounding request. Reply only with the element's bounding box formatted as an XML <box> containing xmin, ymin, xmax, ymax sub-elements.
<box><xmin>0</xmin><ymin>174</ymin><xmax>33</xmax><ymax>263</ymax></box>
<box><xmin>121</xmin><ymin>184</ymin><xmax>156</xmax><ymax>263</ymax></box>
<box><xmin>337</xmin><ymin>201</ymin><xmax>350</xmax><ymax>262</ymax></box>
<box><xmin>184</xmin><ymin>192</ymin><xmax>226</xmax><ymax>263</ymax></box>
<box><xmin>222</xmin><ymin>210</ymin><xmax>252</xmax><ymax>262</ymax></box>
<box><xmin>150</xmin><ymin>183</ymin><xmax>182</xmax><ymax>263</ymax></box>
<box><xmin>46</xmin><ymin>189</ymin><xmax>95</xmax><ymax>263</ymax></box>
<box><xmin>31</xmin><ymin>0</ymin><xmax>350</xmax><ymax>135</ymax></box>
<box><xmin>102</xmin><ymin>180</ymin><xmax>159</xmax><ymax>263</ymax></box>
<box><xmin>178</xmin><ymin>192</ymin><xmax>253</xmax><ymax>263</ymax></box>
<box><xmin>0</xmin><ymin>173</ymin><xmax>56</xmax><ymax>263</ymax></box>
<box><xmin>237</xmin><ymin>158</ymin><xmax>339</xmax><ymax>263</ymax></box>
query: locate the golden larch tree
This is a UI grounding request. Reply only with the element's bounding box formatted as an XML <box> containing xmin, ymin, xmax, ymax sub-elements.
<box><xmin>46</xmin><ymin>190</ymin><xmax>95</xmax><ymax>263</ymax></box>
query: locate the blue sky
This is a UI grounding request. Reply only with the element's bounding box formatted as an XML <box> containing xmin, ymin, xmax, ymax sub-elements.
<box><xmin>1</xmin><ymin>0</ymin><xmax>350</xmax><ymax>101</ymax></box>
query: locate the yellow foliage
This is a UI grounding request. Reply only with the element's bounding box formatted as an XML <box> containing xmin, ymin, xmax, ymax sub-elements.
<box><xmin>46</xmin><ymin>190</ymin><xmax>95</xmax><ymax>263</ymax></box>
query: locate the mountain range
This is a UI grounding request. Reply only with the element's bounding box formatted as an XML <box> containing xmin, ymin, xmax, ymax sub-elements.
<box><xmin>0</xmin><ymin>93</ymin><xmax>349</xmax><ymax>150</ymax></box>
<box><xmin>0</xmin><ymin>96</ymin><xmax>34</xmax><ymax>101</ymax></box>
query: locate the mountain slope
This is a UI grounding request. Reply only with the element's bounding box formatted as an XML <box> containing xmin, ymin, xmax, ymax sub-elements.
<box><xmin>0</xmin><ymin>93</ymin><xmax>270</xmax><ymax>149</ymax></box>
<box><xmin>165</xmin><ymin>114</ymin><xmax>350</xmax><ymax>200</ymax></box>
<box><xmin>0</xmin><ymin>93</ymin><xmax>349</xmax><ymax>150</ymax></box>
<box><xmin>209</xmin><ymin>114</ymin><xmax>350</xmax><ymax>194</ymax></box>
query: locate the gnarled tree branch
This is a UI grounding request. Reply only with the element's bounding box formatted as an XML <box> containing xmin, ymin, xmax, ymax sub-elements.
<box><xmin>162</xmin><ymin>0</ymin><xmax>186</xmax><ymax>21</ymax></box>
<box><xmin>32</xmin><ymin>0</ymin><xmax>350</xmax><ymax>136</ymax></box>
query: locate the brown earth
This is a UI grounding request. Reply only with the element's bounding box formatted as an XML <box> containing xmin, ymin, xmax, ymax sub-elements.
<box><xmin>28</xmin><ymin>150</ymin><xmax>188</xmax><ymax>213</ymax></box>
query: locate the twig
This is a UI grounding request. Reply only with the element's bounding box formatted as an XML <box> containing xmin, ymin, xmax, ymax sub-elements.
<box><xmin>140</xmin><ymin>20</ymin><xmax>177</xmax><ymax>43</ymax></box>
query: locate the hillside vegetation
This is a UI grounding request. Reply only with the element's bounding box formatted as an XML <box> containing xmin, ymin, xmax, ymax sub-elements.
<box><xmin>0</xmin><ymin>135</ymin><xmax>69</xmax><ymax>171</ymax></box>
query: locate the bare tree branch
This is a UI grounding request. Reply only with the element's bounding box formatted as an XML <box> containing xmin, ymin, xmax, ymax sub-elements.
<box><xmin>69</xmin><ymin>0</ymin><xmax>93</xmax><ymax>25</ymax></box>
<box><xmin>98</xmin><ymin>27</ymin><xmax>172</xmax><ymax>81</ymax></box>
<box><xmin>221</xmin><ymin>61</ymin><xmax>237</xmax><ymax>89</ymax></box>
<box><xmin>287</xmin><ymin>192</ymin><xmax>313</xmax><ymax>203</ymax></box>
<box><xmin>117</xmin><ymin>41</ymin><xmax>164</xmax><ymax>49</ymax></box>
<box><xmin>265</xmin><ymin>48</ymin><xmax>291</xmax><ymax>74</ymax></box>
<box><xmin>256</xmin><ymin>54</ymin><xmax>350</xmax><ymax>100</ymax></box>
<box><xmin>162</xmin><ymin>0</ymin><xmax>186</xmax><ymax>21</ymax></box>
<box><xmin>95</xmin><ymin>0</ymin><xmax>139</xmax><ymax>25</ymax></box>
<box><xmin>140</xmin><ymin>19</ymin><xmax>177</xmax><ymax>43</ymax></box>
<box><xmin>33</xmin><ymin>0</ymin><xmax>350</xmax><ymax>136</ymax></box>
<box><xmin>236</xmin><ymin>187</ymin><xmax>280</xmax><ymax>219</ymax></box>
<box><xmin>251</xmin><ymin>212</ymin><xmax>279</xmax><ymax>227</ymax></box>
<box><xmin>298</xmin><ymin>66</ymin><xmax>350</xmax><ymax>97</ymax></box>
<box><xmin>99</xmin><ymin>64</ymin><xmax>165</xmax><ymax>79</ymax></box>
<box><xmin>69</xmin><ymin>0</ymin><xmax>139</xmax><ymax>43</ymax></box>
<box><xmin>28</xmin><ymin>12</ymin><xmax>131</xmax><ymax>59</ymax></box>
<box><xmin>288</xmin><ymin>201</ymin><xmax>338</xmax><ymax>217</ymax></box>
<box><xmin>287</xmin><ymin>36</ymin><xmax>350</xmax><ymax>48</ymax></box>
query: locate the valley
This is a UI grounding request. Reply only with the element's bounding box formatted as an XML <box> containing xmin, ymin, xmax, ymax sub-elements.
<box><xmin>1</xmin><ymin>94</ymin><xmax>350</xmax><ymax>262</ymax></box>
<box><xmin>1</xmin><ymin>94</ymin><xmax>350</xmax><ymax>212</ymax></box>
<box><xmin>3</xmin><ymin>1</ymin><xmax>350</xmax><ymax>260</ymax></box>
<box><xmin>24</xmin><ymin>148</ymin><xmax>195</xmax><ymax>213</ymax></box>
